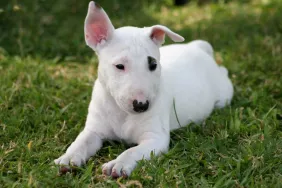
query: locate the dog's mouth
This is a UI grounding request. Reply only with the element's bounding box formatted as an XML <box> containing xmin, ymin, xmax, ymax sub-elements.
<box><xmin>115</xmin><ymin>99</ymin><xmax>135</xmax><ymax>114</ymax></box>
<box><xmin>133</xmin><ymin>108</ymin><xmax>147</xmax><ymax>113</ymax></box>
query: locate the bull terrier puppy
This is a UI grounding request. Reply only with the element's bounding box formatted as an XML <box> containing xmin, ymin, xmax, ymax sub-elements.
<box><xmin>54</xmin><ymin>1</ymin><xmax>233</xmax><ymax>178</ymax></box>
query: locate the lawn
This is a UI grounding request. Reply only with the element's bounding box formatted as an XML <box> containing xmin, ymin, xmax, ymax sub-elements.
<box><xmin>0</xmin><ymin>0</ymin><xmax>282</xmax><ymax>187</ymax></box>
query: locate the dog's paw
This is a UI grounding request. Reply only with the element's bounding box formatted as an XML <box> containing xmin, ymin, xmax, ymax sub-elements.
<box><xmin>54</xmin><ymin>153</ymin><xmax>85</xmax><ymax>174</ymax></box>
<box><xmin>102</xmin><ymin>159</ymin><xmax>136</xmax><ymax>178</ymax></box>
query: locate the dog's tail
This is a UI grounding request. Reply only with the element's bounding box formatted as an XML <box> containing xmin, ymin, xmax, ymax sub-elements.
<box><xmin>190</xmin><ymin>40</ymin><xmax>214</xmax><ymax>58</ymax></box>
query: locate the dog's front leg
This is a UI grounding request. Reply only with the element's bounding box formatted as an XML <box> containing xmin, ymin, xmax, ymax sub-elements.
<box><xmin>54</xmin><ymin>128</ymin><xmax>102</xmax><ymax>172</ymax></box>
<box><xmin>54</xmin><ymin>80</ymin><xmax>120</xmax><ymax>173</ymax></box>
<box><xmin>102</xmin><ymin>132</ymin><xmax>169</xmax><ymax>178</ymax></box>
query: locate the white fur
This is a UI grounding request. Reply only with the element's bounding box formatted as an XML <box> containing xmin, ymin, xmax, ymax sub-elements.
<box><xmin>54</xmin><ymin>1</ymin><xmax>233</xmax><ymax>177</ymax></box>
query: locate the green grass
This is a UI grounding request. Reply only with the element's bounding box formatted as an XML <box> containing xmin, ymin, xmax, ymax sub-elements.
<box><xmin>1</xmin><ymin>0</ymin><xmax>282</xmax><ymax>187</ymax></box>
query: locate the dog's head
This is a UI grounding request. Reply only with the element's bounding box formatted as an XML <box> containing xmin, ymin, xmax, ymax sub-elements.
<box><xmin>85</xmin><ymin>1</ymin><xmax>184</xmax><ymax>114</ymax></box>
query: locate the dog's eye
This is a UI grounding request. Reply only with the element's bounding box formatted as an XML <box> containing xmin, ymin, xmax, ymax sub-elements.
<box><xmin>148</xmin><ymin>56</ymin><xmax>157</xmax><ymax>71</ymax></box>
<box><xmin>115</xmin><ymin>64</ymin><xmax>125</xmax><ymax>70</ymax></box>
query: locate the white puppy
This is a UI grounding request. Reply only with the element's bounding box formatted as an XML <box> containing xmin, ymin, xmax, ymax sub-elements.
<box><xmin>54</xmin><ymin>1</ymin><xmax>233</xmax><ymax>178</ymax></box>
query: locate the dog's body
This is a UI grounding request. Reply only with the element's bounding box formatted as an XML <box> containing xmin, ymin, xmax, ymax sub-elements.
<box><xmin>55</xmin><ymin>2</ymin><xmax>233</xmax><ymax>178</ymax></box>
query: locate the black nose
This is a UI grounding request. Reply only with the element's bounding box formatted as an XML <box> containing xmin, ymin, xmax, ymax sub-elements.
<box><xmin>133</xmin><ymin>100</ymin><xmax>149</xmax><ymax>112</ymax></box>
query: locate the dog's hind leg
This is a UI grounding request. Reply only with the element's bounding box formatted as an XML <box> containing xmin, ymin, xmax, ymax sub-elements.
<box><xmin>215</xmin><ymin>66</ymin><xmax>234</xmax><ymax>108</ymax></box>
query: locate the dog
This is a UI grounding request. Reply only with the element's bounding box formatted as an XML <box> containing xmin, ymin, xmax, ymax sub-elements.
<box><xmin>54</xmin><ymin>1</ymin><xmax>233</xmax><ymax>178</ymax></box>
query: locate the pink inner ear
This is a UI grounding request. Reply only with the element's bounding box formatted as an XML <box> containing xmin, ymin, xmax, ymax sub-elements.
<box><xmin>150</xmin><ymin>28</ymin><xmax>165</xmax><ymax>43</ymax></box>
<box><xmin>84</xmin><ymin>2</ymin><xmax>114</xmax><ymax>49</ymax></box>
<box><xmin>86</xmin><ymin>23</ymin><xmax>108</xmax><ymax>44</ymax></box>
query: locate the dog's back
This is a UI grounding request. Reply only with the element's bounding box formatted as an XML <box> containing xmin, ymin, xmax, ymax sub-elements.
<box><xmin>159</xmin><ymin>40</ymin><xmax>233</xmax><ymax>129</ymax></box>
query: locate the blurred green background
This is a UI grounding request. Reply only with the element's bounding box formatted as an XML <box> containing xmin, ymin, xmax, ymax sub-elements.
<box><xmin>2</xmin><ymin>0</ymin><xmax>281</xmax><ymax>61</ymax></box>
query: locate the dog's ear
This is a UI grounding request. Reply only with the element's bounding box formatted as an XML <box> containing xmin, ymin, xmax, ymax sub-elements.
<box><xmin>84</xmin><ymin>1</ymin><xmax>115</xmax><ymax>51</ymax></box>
<box><xmin>149</xmin><ymin>25</ymin><xmax>184</xmax><ymax>46</ymax></box>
